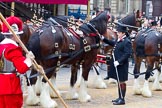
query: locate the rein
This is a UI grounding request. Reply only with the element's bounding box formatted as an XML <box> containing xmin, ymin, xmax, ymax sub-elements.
<box><xmin>128</xmin><ymin>67</ymin><xmax>157</xmax><ymax>76</ymax></box>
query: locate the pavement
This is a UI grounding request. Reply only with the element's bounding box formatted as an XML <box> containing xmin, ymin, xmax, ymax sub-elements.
<box><xmin>24</xmin><ymin>61</ymin><xmax>162</xmax><ymax>108</ymax></box>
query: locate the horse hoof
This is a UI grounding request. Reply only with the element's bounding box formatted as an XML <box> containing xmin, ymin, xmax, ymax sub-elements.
<box><xmin>133</xmin><ymin>89</ymin><xmax>142</xmax><ymax>95</ymax></box>
<box><xmin>141</xmin><ymin>89</ymin><xmax>152</xmax><ymax>97</ymax></box>
<box><xmin>25</xmin><ymin>95</ymin><xmax>40</xmax><ymax>105</ymax></box>
<box><xmin>152</xmin><ymin>84</ymin><xmax>162</xmax><ymax>91</ymax></box>
<box><xmin>94</xmin><ymin>82</ymin><xmax>107</xmax><ymax>89</ymax></box>
<box><xmin>108</xmin><ymin>78</ymin><xmax>117</xmax><ymax>84</ymax></box>
<box><xmin>50</xmin><ymin>90</ymin><xmax>61</xmax><ymax>98</ymax></box>
<box><xmin>93</xmin><ymin>75</ymin><xmax>107</xmax><ymax>89</ymax></box>
<box><xmin>66</xmin><ymin>92</ymin><xmax>78</xmax><ymax>100</ymax></box>
<box><xmin>41</xmin><ymin>100</ymin><xmax>58</xmax><ymax>108</ymax></box>
<box><xmin>133</xmin><ymin>86</ymin><xmax>142</xmax><ymax>95</ymax></box>
<box><xmin>148</xmin><ymin>77</ymin><xmax>155</xmax><ymax>82</ymax></box>
<box><xmin>79</xmin><ymin>94</ymin><xmax>91</xmax><ymax>102</ymax></box>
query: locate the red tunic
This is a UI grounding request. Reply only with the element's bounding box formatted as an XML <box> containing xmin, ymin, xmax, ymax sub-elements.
<box><xmin>0</xmin><ymin>38</ymin><xmax>30</xmax><ymax>107</ymax></box>
<box><xmin>0</xmin><ymin>43</ymin><xmax>29</xmax><ymax>95</ymax></box>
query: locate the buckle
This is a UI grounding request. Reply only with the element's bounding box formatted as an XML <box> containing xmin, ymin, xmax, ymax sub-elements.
<box><xmin>55</xmin><ymin>51</ymin><xmax>59</xmax><ymax>55</ymax></box>
<box><xmin>57</xmin><ymin>61</ymin><xmax>60</xmax><ymax>66</ymax></box>
<box><xmin>83</xmin><ymin>39</ymin><xmax>87</xmax><ymax>44</ymax></box>
<box><xmin>69</xmin><ymin>44</ymin><xmax>75</xmax><ymax>50</ymax></box>
<box><xmin>55</xmin><ymin>43</ymin><xmax>59</xmax><ymax>48</ymax></box>
<box><xmin>84</xmin><ymin>45</ymin><xmax>91</xmax><ymax>52</ymax></box>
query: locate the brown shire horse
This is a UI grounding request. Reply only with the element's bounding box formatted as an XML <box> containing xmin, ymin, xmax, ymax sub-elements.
<box><xmin>132</xmin><ymin>28</ymin><xmax>162</xmax><ymax>97</ymax></box>
<box><xmin>25</xmin><ymin>11</ymin><xmax>110</xmax><ymax>107</ymax></box>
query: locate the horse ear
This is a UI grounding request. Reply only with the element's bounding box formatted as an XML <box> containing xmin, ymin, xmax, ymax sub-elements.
<box><xmin>106</xmin><ymin>11</ymin><xmax>110</xmax><ymax>20</ymax></box>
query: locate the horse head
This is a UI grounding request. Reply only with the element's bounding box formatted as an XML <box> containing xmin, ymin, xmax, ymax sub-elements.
<box><xmin>119</xmin><ymin>12</ymin><xmax>142</xmax><ymax>32</ymax></box>
<box><xmin>89</xmin><ymin>11</ymin><xmax>110</xmax><ymax>35</ymax></box>
<box><xmin>79</xmin><ymin>11</ymin><xmax>110</xmax><ymax>36</ymax></box>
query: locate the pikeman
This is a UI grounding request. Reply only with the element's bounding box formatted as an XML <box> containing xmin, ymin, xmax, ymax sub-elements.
<box><xmin>0</xmin><ymin>16</ymin><xmax>34</xmax><ymax>108</ymax></box>
<box><xmin>100</xmin><ymin>23</ymin><xmax>132</xmax><ymax>105</ymax></box>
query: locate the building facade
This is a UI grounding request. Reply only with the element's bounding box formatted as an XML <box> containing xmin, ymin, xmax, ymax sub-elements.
<box><xmin>142</xmin><ymin>0</ymin><xmax>162</xmax><ymax>17</ymax></box>
<box><xmin>93</xmin><ymin>0</ymin><xmax>142</xmax><ymax>17</ymax></box>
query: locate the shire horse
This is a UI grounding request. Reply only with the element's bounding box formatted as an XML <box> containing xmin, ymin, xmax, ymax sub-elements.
<box><xmin>92</xmin><ymin>11</ymin><xmax>142</xmax><ymax>88</ymax></box>
<box><xmin>25</xmin><ymin>11</ymin><xmax>110</xmax><ymax>107</ymax></box>
<box><xmin>132</xmin><ymin>27</ymin><xmax>162</xmax><ymax>97</ymax></box>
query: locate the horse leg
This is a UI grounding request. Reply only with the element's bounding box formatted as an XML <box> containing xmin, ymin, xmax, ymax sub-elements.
<box><xmin>159</xmin><ymin>72</ymin><xmax>162</xmax><ymax>83</ymax></box>
<box><xmin>148</xmin><ymin>59</ymin><xmax>155</xmax><ymax>82</ymax></box>
<box><xmin>39</xmin><ymin>72</ymin><xmax>58</xmax><ymax>107</ymax></box>
<box><xmin>35</xmin><ymin>75</ymin><xmax>42</xmax><ymax>95</ymax></box>
<box><xmin>78</xmin><ymin>63</ymin><xmax>92</xmax><ymax>102</ymax></box>
<box><xmin>25</xmin><ymin>70</ymin><xmax>40</xmax><ymax>105</ymax></box>
<box><xmin>92</xmin><ymin>63</ymin><xmax>107</xmax><ymax>89</ymax></box>
<box><xmin>75</xmin><ymin>65</ymin><xmax>83</xmax><ymax>87</ymax></box>
<box><xmin>152</xmin><ymin>61</ymin><xmax>162</xmax><ymax>90</ymax></box>
<box><xmin>49</xmin><ymin>73</ymin><xmax>61</xmax><ymax>98</ymax></box>
<box><xmin>66</xmin><ymin>64</ymin><xmax>79</xmax><ymax>100</ymax></box>
<box><xmin>133</xmin><ymin>57</ymin><xmax>142</xmax><ymax>95</ymax></box>
<box><xmin>141</xmin><ymin>58</ymin><xmax>154</xmax><ymax>97</ymax></box>
<box><xmin>20</xmin><ymin>72</ymin><xmax>28</xmax><ymax>95</ymax></box>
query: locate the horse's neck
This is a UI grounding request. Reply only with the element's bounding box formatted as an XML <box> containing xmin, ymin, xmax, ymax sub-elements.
<box><xmin>103</xmin><ymin>29</ymin><xmax>117</xmax><ymax>40</ymax></box>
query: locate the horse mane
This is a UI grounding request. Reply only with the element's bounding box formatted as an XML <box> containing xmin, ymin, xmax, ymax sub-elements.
<box><xmin>90</xmin><ymin>11</ymin><xmax>109</xmax><ymax>35</ymax></box>
<box><xmin>120</xmin><ymin>13</ymin><xmax>136</xmax><ymax>26</ymax></box>
<box><xmin>51</xmin><ymin>16</ymin><xmax>71</xmax><ymax>27</ymax></box>
<box><xmin>26</xmin><ymin>32</ymin><xmax>41</xmax><ymax>59</ymax></box>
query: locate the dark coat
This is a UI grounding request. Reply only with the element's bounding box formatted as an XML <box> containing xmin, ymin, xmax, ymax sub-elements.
<box><xmin>103</xmin><ymin>36</ymin><xmax>132</xmax><ymax>82</ymax></box>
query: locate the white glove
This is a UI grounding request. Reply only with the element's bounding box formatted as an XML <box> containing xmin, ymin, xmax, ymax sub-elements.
<box><xmin>24</xmin><ymin>57</ymin><xmax>32</xmax><ymax>68</ymax></box>
<box><xmin>114</xmin><ymin>61</ymin><xmax>119</xmax><ymax>67</ymax></box>
<box><xmin>26</xmin><ymin>51</ymin><xmax>35</xmax><ymax>60</ymax></box>
<box><xmin>100</xmin><ymin>35</ymin><xmax>105</xmax><ymax>40</ymax></box>
<box><xmin>24</xmin><ymin>51</ymin><xmax>35</xmax><ymax>68</ymax></box>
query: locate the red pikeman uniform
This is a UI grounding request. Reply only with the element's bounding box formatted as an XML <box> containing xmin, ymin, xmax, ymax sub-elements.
<box><xmin>0</xmin><ymin>16</ymin><xmax>34</xmax><ymax>108</ymax></box>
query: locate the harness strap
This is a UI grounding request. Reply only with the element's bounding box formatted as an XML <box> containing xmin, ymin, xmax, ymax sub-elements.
<box><xmin>42</xmin><ymin>53</ymin><xmax>70</xmax><ymax>60</ymax></box>
<box><xmin>68</xmin><ymin>28</ymin><xmax>80</xmax><ymax>39</ymax></box>
<box><xmin>29</xmin><ymin>43</ymin><xmax>100</xmax><ymax>79</ymax></box>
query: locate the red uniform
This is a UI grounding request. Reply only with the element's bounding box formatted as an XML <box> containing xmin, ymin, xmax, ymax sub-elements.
<box><xmin>0</xmin><ymin>38</ymin><xmax>30</xmax><ymax>108</ymax></box>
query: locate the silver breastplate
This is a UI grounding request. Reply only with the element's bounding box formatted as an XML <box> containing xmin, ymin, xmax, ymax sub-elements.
<box><xmin>0</xmin><ymin>50</ymin><xmax>15</xmax><ymax>73</ymax></box>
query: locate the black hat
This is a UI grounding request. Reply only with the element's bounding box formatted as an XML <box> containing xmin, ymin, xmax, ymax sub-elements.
<box><xmin>116</xmin><ymin>24</ymin><xmax>127</xmax><ymax>32</ymax></box>
<box><xmin>151</xmin><ymin>20</ymin><xmax>157</xmax><ymax>26</ymax></box>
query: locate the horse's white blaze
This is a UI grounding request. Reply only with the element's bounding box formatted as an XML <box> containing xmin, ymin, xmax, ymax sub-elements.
<box><xmin>49</xmin><ymin>76</ymin><xmax>60</xmax><ymax>98</ymax></box>
<box><xmin>78</xmin><ymin>77</ymin><xmax>91</xmax><ymax>102</ymax></box>
<box><xmin>25</xmin><ymin>85</ymin><xmax>40</xmax><ymax>105</ymax></box>
<box><xmin>133</xmin><ymin>78</ymin><xmax>142</xmax><ymax>95</ymax></box>
<box><xmin>152</xmin><ymin>71</ymin><xmax>162</xmax><ymax>91</ymax></box>
<box><xmin>92</xmin><ymin>64</ymin><xmax>107</xmax><ymax>89</ymax></box>
<box><xmin>35</xmin><ymin>76</ymin><xmax>42</xmax><ymax>95</ymax></box>
<box><xmin>40</xmin><ymin>82</ymin><xmax>58</xmax><ymax>108</ymax></box>
<box><xmin>66</xmin><ymin>87</ymin><xmax>78</xmax><ymax>99</ymax></box>
<box><xmin>141</xmin><ymin>80</ymin><xmax>152</xmax><ymax>97</ymax></box>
